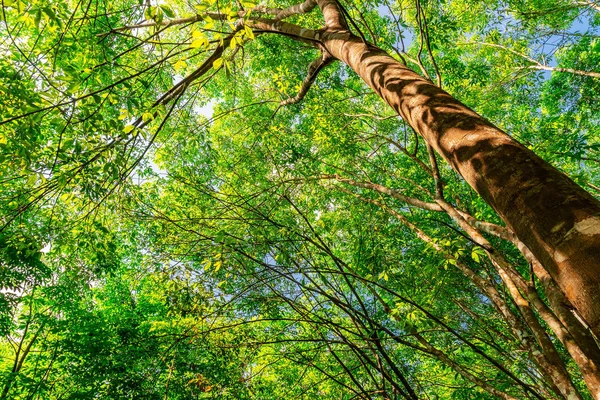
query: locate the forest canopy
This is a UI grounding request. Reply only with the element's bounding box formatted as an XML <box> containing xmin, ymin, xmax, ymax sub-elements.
<box><xmin>1</xmin><ymin>0</ymin><xmax>600</xmax><ymax>398</ymax></box>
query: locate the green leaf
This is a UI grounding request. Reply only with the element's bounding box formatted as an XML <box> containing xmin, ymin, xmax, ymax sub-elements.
<box><xmin>144</xmin><ymin>6</ymin><xmax>155</xmax><ymax>21</ymax></box>
<box><xmin>159</xmin><ymin>5</ymin><xmax>175</xmax><ymax>18</ymax></box>
<box><xmin>42</xmin><ymin>7</ymin><xmax>57</xmax><ymax>22</ymax></box>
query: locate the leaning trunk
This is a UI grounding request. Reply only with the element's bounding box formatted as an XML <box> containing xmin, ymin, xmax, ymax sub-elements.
<box><xmin>319</xmin><ymin>29</ymin><xmax>600</xmax><ymax>338</ymax></box>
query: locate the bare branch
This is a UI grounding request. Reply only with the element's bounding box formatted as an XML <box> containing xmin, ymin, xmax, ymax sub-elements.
<box><xmin>464</xmin><ymin>42</ymin><xmax>600</xmax><ymax>79</ymax></box>
<box><xmin>313</xmin><ymin>174</ymin><xmax>517</xmax><ymax>242</ymax></box>
<box><xmin>246</xmin><ymin>18</ymin><xmax>321</xmax><ymax>44</ymax></box>
<box><xmin>98</xmin><ymin>15</ymin><xmax>203</xmax><ymax>36</ymax></box>
<box><xmin>98</xmin><ymin>6</ymin><xmax>281</xmax><ymax>36</ymax></box>
<box><xmin>426</xmin><ymin>143</ymin><xmax>444</xmax><ymax>199</ymax></box>
<box><xmin>319</xmin><ymin>174</ymin><xmax>444</xmax><ymax>211</ymax></box>
<box><xmin>280</xmin><ymin>52</ymin><xmax>333</xmax><ymax>106</ymax></box>
<box><xmin>275</xmin><ymin>0</ymin><xmax>318</xmax><ymax>21</ymax></box>
<box><xmin>416</xmin><ymin>0</ymin><xmax>442</xmax><ymax>87</ymax></box>
<box><xmin>574</xmin><ymin>0</ymin><xmax>600</xmax><ymax>12</ymax></box>
<box><xmin>527</xmin><ymin>64</ymin><xmax>600</xmax><ymax>79</ymax></box>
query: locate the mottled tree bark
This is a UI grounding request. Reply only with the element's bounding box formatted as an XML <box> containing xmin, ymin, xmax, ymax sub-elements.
<box><xmin>315</xmin><ymin>0</ymin><xmax>600</xmax><ymax>340</ymax></box>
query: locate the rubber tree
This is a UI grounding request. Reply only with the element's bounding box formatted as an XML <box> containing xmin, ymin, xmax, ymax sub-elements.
<box><xmin>245</xmin><ymin>0</ymin><xmax>600</xmax><ymax>338</ymax></box>
<box><xmin>40</xmin><ymin>0</ymin><xmax>600</xmax><ymax>396</ymax></box>
<box><xmin>106</xmin><ymin>0</ymin><xmax>600</xmax><ymax>386</ymax></box>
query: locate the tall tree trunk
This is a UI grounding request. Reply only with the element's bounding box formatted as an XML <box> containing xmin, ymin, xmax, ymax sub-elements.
<box><xmin>316</xmin><ymin>1</ymin><xmax>600</xmax><ymax>337</ymax></box>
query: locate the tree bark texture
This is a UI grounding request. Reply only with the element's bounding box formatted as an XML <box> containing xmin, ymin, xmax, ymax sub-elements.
<box><xmin>318</xmin><ymin>28</ymin><xmax>600</xmax><ymax>339</ymax></box>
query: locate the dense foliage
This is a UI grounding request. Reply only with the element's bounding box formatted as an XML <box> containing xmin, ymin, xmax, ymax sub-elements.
<box><xmin>1</xmin><ymin>0</ymin><xmax>599</xmax><ymax>398</ymax></box>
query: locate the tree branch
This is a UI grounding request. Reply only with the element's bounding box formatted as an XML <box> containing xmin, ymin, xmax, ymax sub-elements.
<box><xmin>464</xmin><ymin>42</ymin><xmax>600</xmax><ymax>79</ymax></box>
<box><xmin>325</xmin><ymin>174</ymin><xmax>444</xmax><ymax>211</ymax></box>
<box><xmin>316</xmin><ymin>0</ymin><xmax>349</xmax><ymax>30</ymax></box>
<box><xmin>279</xmin><ymin>52</ymin><xmax>333</xmax><ymax>106</ymax></box>
<box><xmin>527</xmin><ymin>64</ymin><xmax>600</xmax><ymax>79</ymax></box>
<box><xmin>275</xmin><ymin>0</ymin><xmax>318</xmax><ymax>20</ymax></box>
<box><xmin>416</xmin><ymin>0</ymin><xmax>442</xmax><ymax>87</ymax></box>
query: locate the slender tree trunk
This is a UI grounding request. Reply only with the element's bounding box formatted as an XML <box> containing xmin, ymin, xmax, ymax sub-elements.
<box><xmin>316</xmin><ymin>3</ymin><xmax>600</xmax><ymax>337</ymax></box>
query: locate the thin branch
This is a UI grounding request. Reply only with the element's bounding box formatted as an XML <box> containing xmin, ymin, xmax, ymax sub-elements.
<box><xmin>416</xmin><ymin>0</ymin><xmax>442</xmax><ymax>87</ymax></box>
<box><xmin>426</xmin><ymin>143</ymin><xmax>444</xmax><ymax>199</ymax></box>
<box><xmin>527</xmin><ymin>64</ymin><xmax>600</xmax><ymax>79</ymax></box>
<box><xmin>279</xmin><ymin>52</ymin><xmax>333</xmax><ymax>106</ymax></box>
<box><xmin>464</xmin><ymin>42</ymin><xmax>600</xmax><ymax>79</ymax></box>
<box><xmin>574</xmin><ymin>1</ymin><xmax>600</xmax><ymax>12</ymax></box>
<box><xmin>323</xmin><ymin>174</ymin><xmax>443</xmax><ymax>211</ymax></box>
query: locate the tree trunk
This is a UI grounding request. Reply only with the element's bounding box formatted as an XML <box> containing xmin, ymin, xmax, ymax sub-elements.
<box><xmin>318</xmin><ymin>27</ymin><xmax>600</xmax><ymax>338</ymax></box>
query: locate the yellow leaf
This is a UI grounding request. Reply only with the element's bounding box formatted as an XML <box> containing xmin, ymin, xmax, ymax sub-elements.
<box><xmin>123</xmin><ymin>125</ymin><xmax>135</xmax><ymax>133</ymax></box>
<box><xmin>213</xmin><ymin>58</ymin><xmax>223</xmax><ymax>69</ymax></box>
<box><xmin>204</xmin><ymin>16</ymin><xmax>215</xmax><ymax>30</ymax></box>
<box><xmin>191</xmin><ymin>37</ymin><xmax>208</xmax><ymax>48</ymax></box>
<box><xmin>244</xmin><ymin>25</ymin><xmax>254</xmax><ymax>39</ymax></box>
<box><xmin>0</xmin><ymin>134</ymin><xmax>7</xmax><ymax>145</ymax></box>
<box><xmin>174</xmin><ymin>59</ymin><xmax>187</xmax><ymax>71</ymax></box>
<box><xmin>142</xmin><ymin>112</ymin><xmax>154</xmax><ymax>122</ymax></box>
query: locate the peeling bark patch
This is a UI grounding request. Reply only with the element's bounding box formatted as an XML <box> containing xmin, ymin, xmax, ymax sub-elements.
<box><xmin>571</xmin><ymin>216</ymin><xmax>600</xmax><ymax>237</ymax></box>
